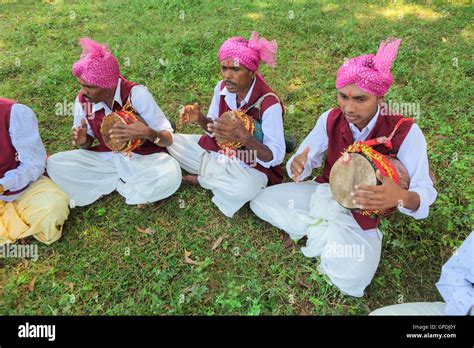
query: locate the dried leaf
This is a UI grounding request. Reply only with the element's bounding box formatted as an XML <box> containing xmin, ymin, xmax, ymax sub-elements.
<box><xmin>135</xmin><ymin>226</ymin><xmax>155</xmax><ymax>235</ymax></box>
<box><xmin>21</xmin><ymin>259</ymin><xmax>29</xmax><ymax>269</ymax></box>
<box><xmin>296</xmin><ymin>277</ymin><xmax>311</xmax><ymax>289</ymax></box>
<box><xmin>65</xmin><ymin>281</ymin><xmax>74</xmax><ymax>291</ymax></box>
<box><xmin>211</xmin><ymin>235</ymin><xmax>225</xmax><ymax>251</ymax></box>
<box><xmin>28</xmin><ymin>277</ymin><xmax>36</xmax><ymax>292</ymax></box>
<box><xmin>184</xmin><ymin>250</ymin><xmax>201</xmax><ymax>266</ymax></box>
<box><xmin>279</xmin><ymin>231</ymin><xmax>286</xmax><ymax>241</ymax></box>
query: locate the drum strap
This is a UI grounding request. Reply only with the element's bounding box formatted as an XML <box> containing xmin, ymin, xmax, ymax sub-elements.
<box><xmin>361</xmin><ymin>117</ymin><xmax>414</xmax><ymax>156</ymax></box>
<box><xmin>123</xmin><ymin>95</ymin><xmax>147</xmax><ymax>124</ymax></box>
<box><xmin>244</xmin><ymin>93</ymin><xmax>280</xmax><ymax>122</ymax></box>
<box><xmin>234</xmin><ymin>93</ymin><xmax>280</xmax><ymax>144</ymax></box>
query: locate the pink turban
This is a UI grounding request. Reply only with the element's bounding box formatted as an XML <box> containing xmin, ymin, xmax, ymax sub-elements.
<box><xmin>72</xmin><ymin>38</ymin><xmax>120</xmax><ymax>89</ymax></box>
<box><xmin>218</xmin><ymin>31</ymin><xmax>277</xmax><ymax>79</ymax></box>
<box><xmin>336</xmin><ymin>38</ymin><xmax>402</xmax><ymax>96</ymax></box>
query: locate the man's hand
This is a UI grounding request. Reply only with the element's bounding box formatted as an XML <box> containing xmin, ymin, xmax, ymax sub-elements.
<box><xmin>351</xmin><ymin>170</ymin><xmax>417</xmax><ymax>211</ymax></box>
<box><xmin>109</xmin><ymin>117</ymin><xmax>151</xmax><ymax>143</ymax></box>
<box><xmin>207</xmin><ymin>116</ymin><xmax>250</xmax><ymax>144</ymax></box>
<box><xmin>180</xmin><ymin>103</ymin><xmax>202</xmax><ymax>125</ymax></box>
<box><xmin>290</xmin><ymin>147</ymin><xmax>310</xmax><ymax>183</ymax></box>
<box><xmin>72</xmin><ymin>118</ymin><xmax>89</xmax><ymax>146</ymax></box>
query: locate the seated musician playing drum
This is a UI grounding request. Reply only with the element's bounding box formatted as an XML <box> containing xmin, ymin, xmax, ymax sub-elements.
<box><xmin>168</xmin><ymin>32</ymin><xmax>285</xmax><ymax>217</ymax></box>
<box><xmin>47</xmin><ymin>38</ymin><xmax>181</xmax><ymax>207</ymax></box>
<box><xmin>250</xmin><ymin>38</ymin><xmax>437</xmax><ymax>297</ymax></box>
<box><xmin>0</xmin><ymin>99</ymin><xmax>69</xmax><ymax>244</ymax></box>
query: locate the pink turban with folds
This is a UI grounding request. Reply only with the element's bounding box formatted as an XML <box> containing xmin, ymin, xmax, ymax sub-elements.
<box><xmin>218</xmin><ymin>31</ymin><xmax>278</xmax><ymax>79</ymax></box>
<box><xmin>336</xmin><ymin>38</ymin><xmax>402</xmax><ymax>96</ymax></box>
<box><xmin>72</xmin><ymin>37</ymin><xmax>120</xmax><ymax>89</ymax></box>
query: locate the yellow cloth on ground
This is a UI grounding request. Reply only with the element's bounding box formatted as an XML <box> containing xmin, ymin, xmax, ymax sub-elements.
<box><xmin>0</xmin><ymin>176</ymin><xmax>69</xmax><ymax>245</ymax></box>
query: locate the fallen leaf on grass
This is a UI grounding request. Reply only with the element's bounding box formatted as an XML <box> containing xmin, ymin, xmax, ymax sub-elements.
<box><xmin>211</xmin><ymin>235</ymin><xmax>226</xmax><ymax>251</ymax></box>
<box><xmin>135</xmin><ymin>226</ymin><xmax>156</xmax><ymax>235</ymax></box>
<box><xmin>184</xmin><ymin>250</ymin><xmax>201</xmax><ymax>266</ymax></box>
<box><xmin>65</xmin><ymin>282</ymin><xmax>74</xmax><ymax>291</ymax></box>
<box><xmin>28</xmin><ymin>277</ymin><xmax>36</xmax><ymax>292</ymax></box>
<box><xmin>296</xmin><ymin>277</ymin><xmax>311</xmax><ymax>289</ymax></box>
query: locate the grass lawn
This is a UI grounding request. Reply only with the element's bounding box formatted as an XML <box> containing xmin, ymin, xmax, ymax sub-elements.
<box><xmin>0</xmin><ymin>0</ymin><xmax>472</xmax><ymax>315</ymax></box>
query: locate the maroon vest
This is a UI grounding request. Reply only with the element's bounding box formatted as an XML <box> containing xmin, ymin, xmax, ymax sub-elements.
<box><xmin>315</xmin><ymin>107</ymin><xmax>413</xmax><ymax>230</ymax></box>
<box><xmin>0</xmin><ymin>98</ymin><xmax>29</xmax><ymax>196</ymax></box>
<box><xmin>198</xmin><ymin>78</ymin><xmax>284</xmax><ymax>185</ymax></box>
<box><xmin>78</xmin><ymin>77</ymin><xmax>167</xmax><ymax>155</ymax></box>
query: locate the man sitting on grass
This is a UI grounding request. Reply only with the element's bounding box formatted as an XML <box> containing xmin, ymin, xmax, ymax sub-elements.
<box><xmin>169</xmin><ymin>32</ymin><xmax>285</xmax><ymax>218</ymax></box>
<box><xmin>47</xmin><ymin>38</ymin><xmax>181</xmax><ymax>208</ymax></box>
<box><xmin>0</xmin><ymin>98</ymin><xmax>69</xmax><ymax>245</ymax></box>
<box><xmin>250</xmin><ymin>38</ymin><xmax>437</xmax><ymax>297</ymax></box>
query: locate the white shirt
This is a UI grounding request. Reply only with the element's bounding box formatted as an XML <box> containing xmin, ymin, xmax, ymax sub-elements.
<box><xmin>436</xmin><ymin>232</ymin><xmax>474</xmax><ymax>315</ymax></box>
<box><xmin>73</xmin><ymin>78</ymin><xmax>173</xmax><ymax>160</ymax></box>
<box><xmin>0</xmin><ymin>104</ymin><xmax>47</xmax><ymax>202</ymax></box>
<box><xmin>286</xmin><ymin>107</ymin><xmax>437</xmax><ymax>219</ymax></box>
<box><xmin>207</xmin><ymin>78</ymin><xmax>285</xmax><ymax>168</ymax></box>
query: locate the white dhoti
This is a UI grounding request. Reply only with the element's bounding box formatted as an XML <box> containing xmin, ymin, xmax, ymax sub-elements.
<box><xmin>369</xmin><ymin>302</ymin><xmax>446</xmax><ymax>315</ymax></box>
<box><xmin>250</xmin><ymin>181</ymin><xmax>382</xmax><ymax>297</ymax></box>
<box><xmin>46</xmin><ymin>149</ymin><xmax>182</xmax><ymax>207</ymax></box>
<box><xmin>167</xmin><ymin>134</ymin><xmax>268</xmax><ymax>217</ymax></box>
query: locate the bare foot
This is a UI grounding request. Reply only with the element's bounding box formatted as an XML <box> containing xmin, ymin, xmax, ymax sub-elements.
<box><xmin>182</xmin><ymin>175</ymin><xmax>199</xmax><ymax>185</ymax></box>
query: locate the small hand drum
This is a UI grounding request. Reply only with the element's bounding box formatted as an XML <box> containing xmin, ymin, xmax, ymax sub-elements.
<box><xmin>329</xmin><ymin>142</ymin><xmax>410</xmax><ymax>216</ymax></box>
<box><xmin>216</xmin><ymin>110</ymin><xmax>260</xmax><ymax>151</ymax></box>
<box><xmin>100</xmin><ymin>109</ymin><xmax>144</xmax><ymax>152</ymax></box>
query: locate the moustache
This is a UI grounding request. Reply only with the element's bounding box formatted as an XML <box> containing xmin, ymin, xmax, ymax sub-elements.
<box><xmin>224</xmin><ymin>81</ymin><xmax>236</xmax><ymax>87</ymax></box>
<box><xmin>343</xmin><ymin>112</ymin><xmax>358</xmax><ymax>118</ymax></box>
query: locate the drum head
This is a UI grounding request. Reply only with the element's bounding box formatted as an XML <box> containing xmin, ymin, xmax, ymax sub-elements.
<box><xmin>101</xmin><ymin>113</ymin><xmax>128</xmax><ymax>151</ymax></box>
<box><xmin>217</xmin><ymin>111</ymin><xmax>254</xmax><ymax>150</ymax></box>
<box><xmin>329</xmin><ymin>153</ymin><xmax>377</xmax><ymax>209</ymax></box>
<box><xmin>219</xmin><ymin>111</ymin><xmax>237</xmax><ymax>124</ymax></box>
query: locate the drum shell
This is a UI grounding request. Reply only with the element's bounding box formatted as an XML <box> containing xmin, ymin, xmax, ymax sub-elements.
<box><xmin>329</xmin><ymin>152</ymin><xmax>410</xmax><ymax>212</ymax></box>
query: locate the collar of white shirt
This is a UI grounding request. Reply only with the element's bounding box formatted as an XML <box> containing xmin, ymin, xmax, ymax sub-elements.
<box><xmin>91</xmin><ymin>78</ymin><xmax>123</xmax><ymax>113</ymax></box>
<box><xmin>348</xmin><ymin>105</ymin><xmax>381</xmax><ymax>141</ymax></box>
<box><xmin>219</xmin><ymin>78</ymin><xmax>256</xmax><ymax>110</ymax></box>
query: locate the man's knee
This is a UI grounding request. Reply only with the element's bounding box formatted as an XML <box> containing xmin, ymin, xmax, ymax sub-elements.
<box><xmin>32</xmin><ymin>189</ymin><xmax>69</xmax><ymax>220</ymax></box>
<box><xmin>320</xmin><ymin>251</ymin><xmax>377</xmax><ymax>297</ymax></box>
<box><xmin>250</xmin><ymin>184</ymin><xmax>286</xmax><ymax>214</ymax></box>
<box><xmin>249</xmin><ymin>189</ymin><xmax>269</xmax><ymax>216</ymax></box>
<box><xmin>165</xmin><ymin>158</ymin><xmax>183</xmax><ymax>191</ymax></box>
<box><xmin>232</xmin><ymin>176</ymin><xmax>266</xmax><ymax>203</ymax></box>
<box><xmin>46</xmin><ymin>151</ymin><xmax>70</xmax><ymax>172</ymax></box>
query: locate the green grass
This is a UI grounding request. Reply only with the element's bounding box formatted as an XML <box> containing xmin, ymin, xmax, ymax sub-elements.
<box><xmin>0</xmin><ymin>0</ymin><xmax>472</xmax><ymax>315</ymax></box>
